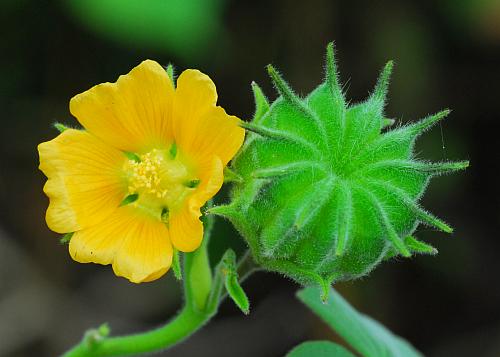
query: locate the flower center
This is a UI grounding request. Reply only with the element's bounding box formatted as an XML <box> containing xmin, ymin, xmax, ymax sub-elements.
<box><xmin>123</xmin><ymin>147</ymin><xmax>198</xmax><ymax>220</ymax></box>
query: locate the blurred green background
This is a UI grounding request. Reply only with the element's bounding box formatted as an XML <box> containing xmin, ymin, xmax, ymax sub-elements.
<box><xmin>1</xmin><ymin>0</ymin><xmax>499</xmax><ymax>356</ymax></box>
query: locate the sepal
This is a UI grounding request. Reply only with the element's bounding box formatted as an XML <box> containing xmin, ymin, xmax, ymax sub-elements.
<box><xmin>60</xmin><ymin>232</ymin><xmax>74</xmax><ymax>244</ymax></box>
<box><xmin>165</xmin><ymin>63</ymin><xmax>175</xmax><ymax>85</ymax></box>
<box><xmin>221</xmin><ymin>249</ymin><xmax>250</xmax><ymax>314</ymax></box>
<box><xmin>251</xmin><ymin>81</ymin><xmax>270</xmax><ymax>123</ymax></box>
<box><xmin>53</xmin><ymin>122</ymin><xmax>69</xmax><ymax>133</ymax></box>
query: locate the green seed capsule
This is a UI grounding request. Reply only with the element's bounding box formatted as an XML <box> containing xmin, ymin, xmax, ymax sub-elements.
<box><xmin>212</xmin><ymin>43</ymin><xmax>468</xmax><ymax>296</ymax></box>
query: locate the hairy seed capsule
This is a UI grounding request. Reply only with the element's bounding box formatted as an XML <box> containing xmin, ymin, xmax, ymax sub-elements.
<box><xmin>212</xmin><ymin>43</ymin><xmax>468</xmax><ymax>298</ymax></box>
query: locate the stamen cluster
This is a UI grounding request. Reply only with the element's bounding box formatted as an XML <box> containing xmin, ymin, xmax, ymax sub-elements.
<box><xmin>128</xmin><ymin>149</ymin><xmax>167</xmax><ymax>198</ymax></box>
<box><xmin>122</xmin><ymin>145</ymin><xmax>197</xmax><ymax>221</ymax></box>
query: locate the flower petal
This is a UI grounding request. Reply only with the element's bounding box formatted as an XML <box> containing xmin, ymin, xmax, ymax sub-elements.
<box><xmin>70</xmin><ymin>206</ymin><xmax>172</xmax><ymax>283</ymax></box>
<box><xmin>192</xmin><ymin>156</ymin><xmax>224</xmax><ymax>207</ymax></box>
<box><xmin>169</xmin><ymin>156</ymin><xmax>223</xmax><ymax>252</ymax></box>
<box><xmin>113</xmin><ymin>214</ymin><xmax>173</xmax><ymax>283</ymax></box>
<box><xmin>173</xmin><ymin>69</ymin><xmax>244</xmax><ymax>165</ymax></box>
<box><xmin>70</xmin><ymin>60</ymin><xmax>174</xmax><ymax>152</ymax></box>
<box><xmin>69</xmin><ymin>207</ymin><xmax>135</xmax><ymax>265</ymax></box>
<box><xmin>38</xmin><ymin>129</ymin><xmax>126</xmax><ymax>233</ymax></box>
<box><xmin>186</xmin><ymin>106</ymin><xmax>245</xmax><ymax>166</ymax></box>
<box><xmin>169</xmin><ymin>204</ymin><xmax>203</xmax><ymax>253</ymax></box>
<box><xmin>172</xmin><ymin>69</ymin><xmax>217</xmax><ymax>149</ymax></box>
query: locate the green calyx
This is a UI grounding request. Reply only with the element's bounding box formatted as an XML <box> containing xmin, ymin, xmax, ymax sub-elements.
<box><xmin>213</xmin><ymin>42</ymin><xmax>468</xmax><ymax>296</ymax></box>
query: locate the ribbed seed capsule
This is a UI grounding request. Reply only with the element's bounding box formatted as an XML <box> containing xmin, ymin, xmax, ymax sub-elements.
<box><xmin>212</xmin><ymin>43</ymin><xmax>468</xmax><ymax>298</ymax></box>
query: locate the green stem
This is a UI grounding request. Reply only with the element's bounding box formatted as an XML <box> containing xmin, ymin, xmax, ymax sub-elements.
<box><xmin>206</xmin><ymin>250</ymin><xmax>258</xmax><ymax>313</ymax></box>
<box><xmin>236</xmin><ymin>250</ymin><xmax>260</xmax><ymax>281</ymax></box>
<box><xmin>63</xmin><ymin>305</ymin><xmax>212</xmax><ymax>357</ymax></box>
<box><xmin>62</xmin><ymin>250</ymin><xmax>259</xmax><ymax>357</ymax></box>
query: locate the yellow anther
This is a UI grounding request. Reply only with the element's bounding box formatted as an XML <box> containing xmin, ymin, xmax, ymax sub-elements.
<box><xmin>127</xmin><ymin>149</ymin><xmax>166</xmax><ymax>197</ymax></box>
<box><xmin>124</xmin><ymin>148</ymin><xmax>199</xmax><ymax>217</ymax></box>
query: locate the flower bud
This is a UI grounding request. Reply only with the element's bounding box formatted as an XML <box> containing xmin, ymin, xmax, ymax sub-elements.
<box><xmin>212</xmin><ymin>43</ymin><xmax>468</xmax><ymax>297</ymax></box>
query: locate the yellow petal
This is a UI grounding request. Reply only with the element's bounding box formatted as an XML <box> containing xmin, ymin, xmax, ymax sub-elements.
<box><xmin>69</xmin><ymin>207</ymin><xmax>136</xmax><ymax>265</ymax></box>
<box><xmin>113</xmin><ymin>214</ymin><xmax>172</xmax><ymax>283</ymax></box>
<box><xmin>173</xmin><ymin>69</ymin><xmax>244</xmax><ymax>165</ymax></box>
<box><xmin>70</xmin><ymin>60</ymin><xmax>174</xmax><ymax>152</ymax></box>
<box><xmin>42</xmin><ymin>178</ymin><xmax>78</xmax><ymax>234</ymax></box>
<box><xmin>38</xmin><ymin>129</ymin><xmax>126</xmax><ymax>233</ymax></box>
<box><xmin>186</xmin><ymin>106</ymin><xmax>245</xmax><ymax>166</ymax></box>
<box><xmin>192</xmin><ymin>156</ymin><xmax>224</xmax><ymax>207</ymax></box>
<box><xmin>70</xmin><ymin>206</ymin><xmax>172</xmax><ymax>283</ymax></box>
<box><xmin>169</xmin><ymin>156</ymin><xmax>223</xmax><ymax>252</ymax></box>
<box><xmin>172</xmin><ymin>69</ymin><xmax>217</xmax><ymax>150</ymax></box>
<box><xmin>169</xmin><ymin>203</ymin><xmax>203</xmax><ymax>253</ymax></box>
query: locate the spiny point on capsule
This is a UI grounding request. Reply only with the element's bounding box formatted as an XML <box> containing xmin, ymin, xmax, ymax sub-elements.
<box><xmin>372</xmin><ymin>60</ymin><xmax>394</xmax><ymax>102</ymax></box>
<box><xmin>404</xmin><ymin>236</ymin><xmax>438</xmax><ymax>255</ymax></box>
<box><xmin>411</xmin><ymin>109</ymin><xmax>451</xmax><ymax>136</ymax></box>
<box><xmin>318</xmin><ymin>279</ymin><xmax>331</xmax><ymax>304</ymax></box>
<box><xmin>207</xmin><ymin>204</ymin><xmax>237</xmax><ymax>219</ymax></box>
<box><xmin>325</xmin><ymin>42</ymin><xmax>339</xmax><ymax>83</ymax></box>
<box><xmin>415</xmin><ymin>207</ymin><xmax>453</xmax><ymax>233</ymax></box>
<box><xmin>415</xmin><ymin>160</ymin><xmax>470</xmax><ymax>175</ymax></box>
<box><xmin>266</xmin><ymin>64</ymin><xmax>298</xmax><ymax>103</ymax></box>
<box><xmin>251</xmin><ymin>80</ymin><xmax>270</xmax><ymax>123</ymax></box>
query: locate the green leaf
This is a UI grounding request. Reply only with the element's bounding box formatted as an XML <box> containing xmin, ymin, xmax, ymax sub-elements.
<box><xmin>286</xmin><ymin>341</ymin><xmax>356</xmax><ymax>357</ymax></box>
<box><xmin>297</xmin><ymin>287</ymin><xmax>423</xmax><ymax>357</ymax></box>
<box><xmin>222</xmin><ymin>249</ymin><xmax>250</xmax><ymax>314</ymax></box>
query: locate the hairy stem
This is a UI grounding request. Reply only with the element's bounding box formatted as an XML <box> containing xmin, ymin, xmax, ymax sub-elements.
<box><xmin>63</xmin><ymin>305</ymin><xmax>212</xmax><ymax>357</ymax></box>
<box><xmin>62</xmin><ymin>250</ymin><xmax>258</xmax><ymax>357</ymax></box>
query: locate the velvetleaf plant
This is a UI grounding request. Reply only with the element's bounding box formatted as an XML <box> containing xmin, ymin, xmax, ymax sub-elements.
<box><xmin>38</xmin><ymin>42</ymin><xmax>468</xmax><ymax>357</ymax></box>
<box><xmin>212</xmin><ymin>43</ymin><xmax>469</xmax><ymax>299</ymax></box>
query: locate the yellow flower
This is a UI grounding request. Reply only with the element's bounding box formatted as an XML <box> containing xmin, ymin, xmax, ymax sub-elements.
<box><xmin>38</xmin><ymin>60</ymin><xmax>245</xmax><ymax>283</ymax></box>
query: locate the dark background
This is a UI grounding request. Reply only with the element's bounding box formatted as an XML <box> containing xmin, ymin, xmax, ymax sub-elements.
<box><xmin>1</xmin><ymin>0</ymin><xmax>499</xmax><ymax>356</ymax></box>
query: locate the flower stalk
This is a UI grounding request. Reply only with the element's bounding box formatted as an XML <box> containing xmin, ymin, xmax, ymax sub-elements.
<box><xmin>63</xmin><ymin>304</ymin><xmax>211</xmax><ymax>357</ymax></box>
<box><xmin>62</xmin><ymin>225</ymin><xmax>258</xmax><ymax>357</ymax></box>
